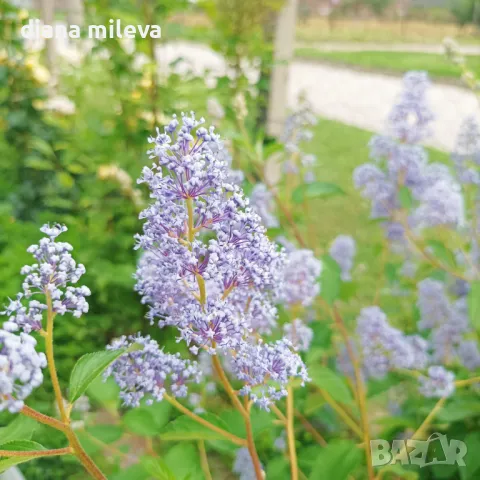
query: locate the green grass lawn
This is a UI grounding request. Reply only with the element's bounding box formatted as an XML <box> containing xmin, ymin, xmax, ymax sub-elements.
<box><xmin>295</xmin><ymin>49</ymin><xmax>480</xmax><ymax>80</ymax></box>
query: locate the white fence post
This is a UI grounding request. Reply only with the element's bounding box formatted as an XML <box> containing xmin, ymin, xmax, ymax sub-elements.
<box><xmin>266</xmin><ymin>0</ymin><xmax>299</xmax><ymax>138</ymax></box>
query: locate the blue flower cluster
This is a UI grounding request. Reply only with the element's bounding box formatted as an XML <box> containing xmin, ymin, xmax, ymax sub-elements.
<box><xmin>329</xmin><ymin>235</ymin><xmax>356</xmax><ymax>281</ymax></box>
<box><xmin>418</xmin><ymin>279</ymin><xmax>480</xmax><ymax>369</ymax></box>
<box><xmin>129</xmin><ymin>113</ymin><xmax>309</xmax><ymax>409</ymax></box>
<box><xmin>356</xmin><ymin>306</ymin><xmax>428</xmax><ymax>379</ymax></box>
<box><xmin>354</xmin><ymin>72</ymin><xmax>464</xmax><ymax>240</ymax></box>
<box><xmin>106</xmin><ymin>335</ymin><xmax>202</xmax><ymax>407</ymax></box>
<box><xmin>1</xmin><ymin>224</ymin><xmax>90</xmax><ymax>411</ymax></box>
<box><xmin>2</xmin><ymin>225</ymin><xmax>90</xmax><ymax>333</ymax></box>
<box><xmin>0</xmin><ymin>330</ymin><xmax>46</xmax><ymax>413</ymax></box>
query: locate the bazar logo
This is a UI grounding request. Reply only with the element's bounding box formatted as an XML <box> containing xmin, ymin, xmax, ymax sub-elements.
<box><xmin>370</xmin><ymin>433</ymin><xmax>467</xmax><ymax>467</ymax></box>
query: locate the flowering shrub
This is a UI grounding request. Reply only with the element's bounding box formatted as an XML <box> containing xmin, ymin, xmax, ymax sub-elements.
<box><xmin>1</xmin><ymin>44</ymin><xmax>480</xmax><ymax>479</ymax></box>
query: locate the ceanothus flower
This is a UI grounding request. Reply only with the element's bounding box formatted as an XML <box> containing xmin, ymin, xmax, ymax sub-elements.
<box><xmin>387</xmin><ymin>71</ymin><xmax>434</xmax><ymax>144</ymax></box>
<box><xmin>105</xmin><ymin>335</ymin><xmax>202</xmax><ymax>407</ymax></box>
<box><xmin>412</xmin><ymin>178</ymin><xmax>464</xmax><ymax>228</ymax></box>
<box><xmin>354</xmin><ymin>72</ymin><xmax>463</xmax><ymax>239</ymax></box>
<box><xmin>452</xmin><ymin>115</ymin><xmax>480</xmax><ymax>185</ymax></box>
<box><xmin>250</xmin><ymin>183</ymin><xmax>278</xmax><ymax>229</ymax></box>
<box><xmin>280</xmin><ymin>249</ymin><xmax>322</xmax><ymax>307</ymax></box>
<box><xmin>233</xmin><ymin>447</ymin><xmax>264</xmax><ymax>480</ymax></box>
<box><xmin>232</xmin><ymin>339</ymin><xmax>310</xmax><ymax>410</ymax></box>
<box><xmin>458</xmin><ymin>340</ymin><xmax>480</xmax><ymax>370</ymax></box>
<box><xmin>0</xmin><ymin>330</ymin><xmax>47</xmax><ymax>413</ymax></box>
<box><xmin>283</xmin><ymin>319</ymin><xmax>313</xmax><ymax>352</ymax></box>
<box><xmin>1</xmin><ymin>224</ymin><xmax>90</xmax><ymax>333</ymax></box>
<box><xmin>134</xmin><ymin>113</ymin><xmax>309</xmax><ymax>411</ymax></box>
<box><xmin>356</xmin><ymin>306</ymin><xmax>428</xmax><ymax>379</ymax></box>
<box><xmin>417</xmin><ymin>279</ymin><xmax>452</xmax><ymax>330</ymax></box>
<box><xmin>418</xmin><ymin>366</ymin><xmax>455</xmax><ymax>398</ymax></box>
<box><xmin>282</xmin><ymin>99</ymin><xmax>318</xmax><ymax>183</ymax></box>
<box><xmin>164</xmin><ymin>299</ymin><xmax>247</xmax><ymax>354</ymax></box>
<box><xmin>136</xmin><ymin>113</ymin><xmax>284</xmax><ymax>354</ymax></box>
<box><xmin>417</xmin><ymin>279</ymin><xmax>476</xmax><ymax>365</ymax></box>
<box><xmin>329</xmin><ymin>235</ymin><xmax>356</xmax><ymax>281</ymax></box>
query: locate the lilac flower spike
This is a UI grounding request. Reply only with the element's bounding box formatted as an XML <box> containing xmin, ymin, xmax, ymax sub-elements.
<box><xmin>106</xmin><ymin>335</ymin><xmax>202</xmax><ymax>407</ymax></box>
<box><xmin>280</xmin><ymin>249</ymin><xmax>322</xmax><ymax>307</ymax></box>
<box><xmin>0</xmin><ymin>330</ymin><xmax>47</xmax><ymax>413</ymax></box>
<box><xmin>418</xmin><ymin>366</ymin><xmax>455</xmax><ymax>398</ymax></box>
<box><xmin>136</xmin><ymin>113</ymin><xmax>284</xmax><ymax>352</ymax></box>
<box><xmin>232</xmin><ymin>339</ymin><xmax>310</xmax><ymax>410</ymax></box>
<box><xmin>283</xmin><ymin>319</ymin><xmax>313</xmax><ymax>352</ymax></box>
<box><xmin>329</xmin><ymin>235</ymin><xmax>356</xmax><ymax>281</ymax></box>
<box><xmin>452</xmin><ymin>115</ymin><xmax>480</xmax><ymax>185</ymax></box>
<box><xmin>135</xmin><ymin>113</ymin><xmax>309</xmax><ymax>411</ymax></box>
<box><xmin>356</xmin><ymin>306</ymin><xmax>428</xmax><ymax>378</ymax></box>
<box><xmin>417</xmin><ymin>278</ymin><xmax>475</xmax><ymax>366</ymax></box>
<box><xmin>354</xmin><ymin>72</ymin><xmax>463</xmax><ymax>238</ymax></box>
<box><xmin>233</xmin><ymin>447</ymin><xmax>264</xmax><ymax>480</ymax></box>
<box><xmin>1</xmin><ymin>224</ymin><xmax>90</xmax><ymax>333</ymax></box>
<box><xmin>250</xmin><ymin>183</ymin><xmax>278</xmax><ymax>229</ymax></box>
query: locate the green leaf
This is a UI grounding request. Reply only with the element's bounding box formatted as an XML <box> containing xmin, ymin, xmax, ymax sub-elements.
<box><xmin>377</xmin><ymin>464</ymin><xmax>419</xmax><ymax>480</ymax></box>
<box><xmin>309</xmin><ymin>440</ymin><xmax>362</xmax><ymax>480</ymax></box>
<box><xmin>164</xmin><ymin>443</ymin><xmax>202</xmax><ymax>480</ymax></box>
<box><xmin>0</xmin><ymin>440</ymin><xmax>46</xmax><ymax>473</ymax></box>
<box><xmin>29</xmin><ymin>137</ymin><xmax>55</xmax><ymax>158</ymax></box>
<box><xmin>118</xmin><ymin>400</ymin><xmax>171</xmax><ymax>438</ymax></box>
<box><xmin>87</xmin><ymin>376</ymin><xmax>120</xmax><ymax>412</ymax></box>
<box><xmin>0</xmin><ymin>416</ymin><xmax>37</xmax><ymax>443</ymax></box>
<box><xmin>57</xmin><ymin>171</ymin><xmax>75</xmax><ymax>189</ymax></box>
<box><xmin>24</xmin><ymin>156</ymin><xmax>55</xmax><ymax>171</ymax></box>
<box><xmin>437</xmin><ymin>398</ymin><xmax>480</xmax><ymax>422</ymax></box>
<box><xmin>308</xmin><ymin>365</ymin><xmax>354</xmax><ymax>405</ymax></box>
<box><xmin>468</xmin><ymin>281</ymin><xmax>480</xmax><ymax>331</ymax></box>
<box><xmin>123</xmin><ymin>408</ymin><xmax>159</xmax><ymax>437</ymax></box>
<box><xmin>427</xmin><ymin>240</ymin><xmax>457</xmax><ymax>269</ymax></box>
<box><xmin>461</xmin><ymin>432</ymin><xmax>480</xmax><ymax>480</ymax></box>
<box><xmin>398</xmin><ymin>186</ymin><xmax>414</xmax><ymax>209</ymax></box>
<box><xmin>266</xmin><ymin>456</ymin><xmax>289</xmax><ymax>479</ymax></box>
<box><xmin>320</xmin><ymin>255</ymin><xmax>342</xmax><ymax>305</ymax></box>
<box><xmin>292</xmin><ymin>182</ymin><xmax>345</xmax><ymax>204</ymax></box>
<box><xmin>141</xmin><ymin>456</ymin><xmax>178</xmax><ymax>480</ymax></box>
<box><xmin>159</xmin><ymin>414</ymin><xmax>230</xmax><ymax>442</ymax></box>
<box><xmin>69</xmin><ymin>349</ymin><xmax>127</xmax><ymax>403</ymax></box>
<box><xmin>110</xmin><ymin>463</ymin><xmax>150</xmax><ymax>480</ymax></box>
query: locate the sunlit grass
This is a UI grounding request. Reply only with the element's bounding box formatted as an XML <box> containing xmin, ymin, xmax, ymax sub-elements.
<box><xmin>296</xmin><ymin>18</ymin><xmax>480</xmax><ymax>44</ymax></box>
<box><xmin>294</xmin><ymin>49</ymin><xmax>480</xmax><ymax>80</ymax></box>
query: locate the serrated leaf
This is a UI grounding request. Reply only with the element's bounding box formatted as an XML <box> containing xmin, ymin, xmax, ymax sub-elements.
<box><xmin>0</xmin><ymin>440</ymin><xmax>46</xmax><ymax>473</ymax></box>
<box><xmin>0</xmin><ymin>416</ymin><xmax>37</xmax><ymax>443</ymax></box>
<box><xmin>308</xmin><ymin>365</ymin><xmax>354</xmax><ymax>405</ymax></box>
<box><xmin>159</xmin><ymin>414</ymin><xmax>230</xmax><ymax>442</ymax></box>
<box><xmin>292</xmin><ymin>182</ymin><xmax>345</xmax><ymax>204</ymax></box>
<box><xmin>69</xmin><ymin>349</ymin><xmax>127</xmax><ymax>403</ymax></box>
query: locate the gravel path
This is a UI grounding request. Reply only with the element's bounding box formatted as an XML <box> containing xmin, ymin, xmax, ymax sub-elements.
<box><xmin>157</xmin><ymin>42</ymin><xmax>479</xmax><ymax>152</ymax></box>
<box><xmin>296</xmin><ymin>42</ymin><xmax>480</xmax><ymax>55</ymax></box>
